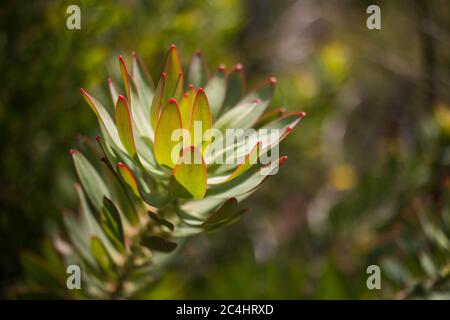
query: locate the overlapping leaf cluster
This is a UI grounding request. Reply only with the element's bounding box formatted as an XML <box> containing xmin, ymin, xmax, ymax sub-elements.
<box><xmin>21</xmin><ymin>45</ymin><xmax>305</xmax><ymax>298</ymax></box>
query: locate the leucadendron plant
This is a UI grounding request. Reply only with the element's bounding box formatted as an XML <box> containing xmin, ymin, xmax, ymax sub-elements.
<box><xmin>20</xmin><ymin>45</ymin><xmax>305</xmax><ymax>299</ymax></box>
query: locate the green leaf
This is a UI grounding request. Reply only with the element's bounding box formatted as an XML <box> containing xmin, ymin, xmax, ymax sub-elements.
<box><xmin>255</xmin><ymin>107</ymin><xmax>286</xmax><ymax>128</ymax></box>
<box><xmin>108</xmin><ymin>78</ymin><xmax>119</xmax><ymax>106</ymax></box>
<box><xmin>132</xmin><ymin>52</ymin><xmax>154</xmax><ymax>112</ymax></box>
<box><xmin>189</xmin><ymin>88</ymin><xmax>212</xmax><ymax>151</ymax></box>
<box><xmin>262</xmin><ymin>111</ymin><xmax>306</xmax><ymax>130</ymax></box>
<box><xmin>90</xmin><ymin>236</ymin><xmax>115</xmax><ymax>274</ymax></box>
<box><xmin>154</xmin><ymin>99</ymin><xmax>182</xmax><ymax>168</ymax></box>
<box><xmin>141</xmin><ymin>236</ymin><xmax>177</xmax><ymax>253</ymax></box>
<box><xmin>115</xmin><ymin>95</ymin><xmax>137</xmax><ymax>159</ymax></box>
<box><xmin>204</xmin><ymin>65</ymin><xmax>226</xmax><ymax>120</ymax></box>
<box><xmin>179</xmin><ymin>85</ymin><xmax>196</xmax><ymax>129</ymax></box>
<box><xmin>80</xmin><ymin>88</ymin><xmax>125</xmax><ymax>153</ymax></box>
<box><xmin>117</xmin><ymin>162</ymin><xmax>170</xmax><ymax>208</ymax></box>
<box><xmin>71</xmin><ymin>149</ymin><xmax>110</xmax><ymax>211</ymax></box>
<box><xmin>206</xmin><ymin>156</ymin><xmax>288</xmax><ymax>200</ymax></box>
<box><xmin>173</xmin><ymin>71</ymin><xmax>184</xmax><ymax>102</ymax></box>
<box><xmin>215</xmin><ymin>77</ymin><xmax>276</xmax><ymax>130</ymax></box>
<box><xmin>148</xmin><ymin>211</ymin><xmax>175</xmax><ymax>231</ymax></box>
<box><xmin>150</xmin><ymin>72</ymin><xmax>166</xmax><ymax>131</ymax></box>
<box><xmin>170</xmin><ymin>146</ymin><xmax>207</xmax><ymax>199</ymax></box>
<box><xmin>101</xmin><ymin>197</ymin><xmax>125</xmax><ymax>252</ymax></box>
<box><xmin>207</xmin><ymin>141</ymin><xmax>261</xmax><ymax>185</ymax></box>
<box><xmin>221</xmin><ymin>63</ymin><xmax>245</xmax><ymax>113</ymax></box>
<box><xmin>162</xmin><ymin>44</ymin><xmax>183</xmax><ymax>103</ymax></box>
<box><xmin>119</xmin><ymin>55</ymin><xmax>131</xmax><ymax>103</ymax></box>
<box><xmin>21</xmin><ymin>252</ymin><xmax>67</xmax><ymax>293</ymax></box>
<box><xmin>188</xmin><ymin>49</ymin><xmax>209</xmax><ymax>88</ymax></box>
<box><xmin>73</xmin><ymin>183</ymin><xmax>119</xmax><ymax>262</ymax></box>
<box><xmin>202</xmin><ymin>198</ymin><xmax>247</xmax><ymax>230</ymax></box>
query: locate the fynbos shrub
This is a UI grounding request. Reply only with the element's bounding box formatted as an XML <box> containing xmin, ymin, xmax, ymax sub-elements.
<box><xmin>21</xmin><ymin>45</ymin><xmax>305</xmax><ymax>299</ymax></box>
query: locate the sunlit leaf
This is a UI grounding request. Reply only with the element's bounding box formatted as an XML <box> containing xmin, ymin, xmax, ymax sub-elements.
<box><xmin>150</xmin><ymin>72</ymin><xmax>166</xmax><ymax>130</ymax></box>
<box><xmin>80</xmin><ymin>88</ymin><xmax>125</xmax><ymax>153</ymax></box>
<box><xmin>119</xmin><ymin>55</ymin><xmax>131</xmax><ymax>103</ymax></box>
<box><xmin>179</xmin><ymin>85</ymin><xmax>196</xmax><ymax>129</ymax></box>
<box><xmin>117</xmin><ymin>162</ymin><xmax>170</xmax><ymax>208</ymax></box>
<box><xmin>154</xmin><ymin>99</ymin><xmax>182</xmax><ymax>168</ymax></box>
<box><xmin>189</xmin><ymin>88</ymin><xmax>212</xmax><ymax>150</ymax></box>
<box><xmin>162</xmin><ymin>44</ymin><xmax>183</xmax><ymax>103</ymax></box>
<box><xmin>115</xmin><ymin>95</ymin><xmax>137</xmax><ymax>159</ymax></box>
<box><xmin>170</xmin><ymin>146</ymin><xmax>207</xmax><ymax>199</ymax></box>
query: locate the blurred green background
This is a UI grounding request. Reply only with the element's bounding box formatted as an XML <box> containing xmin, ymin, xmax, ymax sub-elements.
<box><xmin>1</xmin><ymin>0</ymin><xmax>450</xmax><ymax>299</ymax></box>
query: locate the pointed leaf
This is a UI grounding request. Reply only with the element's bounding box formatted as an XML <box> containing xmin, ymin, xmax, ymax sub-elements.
<box><xmin>204</xmin><ymin>65</ymin><xmax>226</xmax><ymax>119</ymax></box>
<box><xmin>132</xmin><ymin>52</ymin><xmax>154</xmax><ymax>99</ymax></box>
<box><xmin>202</xmin><ymin>198</ymin><xmax>247</xmax><ymax>229</ymax></box>
<box><xmin>148</xmin><ymin>211</ymin><xmax>175</xmax><ymax>231</ymax></box>
<box><xmin>207</xmin><ymin>141</ymin><xmax>261</xmax><ymax>185</ymax></box>
<box><xmin>108</xmin><ymin>78</ymin><xmax>119</xmax><ymax>106</ymax></box>
<box><xmin>189</xmin><ymin>88</ymin><xmax>212</xmax><ymax>150</ymax></box>
<box><xmin>117</xmin><ymin>162</ymin><xmax>170</xmax><ymax>208</ymax></box>
<box><xmin>255</xmin><ymin>107</ymin><xmax>286</xmax><ymax>128</ymax></box>
<box><xmin>71</xmin><ymin>149</ymin><xmax>110</xmax><ymax>211</ymax></box>
<box><xmin>150</xmin><ymin>72</ymin><xmax>166</xmax><ymax>130</ymax></box>
<box><xmin>141</xmin><ymin>236</ymin><xmax>177</xmax><ymax>253</ymax></box>
<box><xmin>154</xmin><ymin>99</ymin><xmax>182</xmax><ymax>168</ymax></box>
<box><xmin>170</xmin><ymin>146</ymin><xmax>207</xmax><ymax>199</ymax></box>
<box><xmin>90</xmin><ymin>236</ymin><xmax>115</xmax><ymax>273</ymax></box>
<box><xmin>119</xmin><ymin>55</ymin><xmax>131</xmax><ymax>103</ymax></box>
<box><xmin>80</xmin><ymin>88</ymin><xmax>125</xmax><ymax>153</ymax></box>
<box><xmin>215</xmin><ymin>77</ymin><xmax>276</xmax><ymax>130</ymax></box>
<box><xmin>221</xmin><ymin>63</ymin><xmax>245</xmax><ymax>113</ymax></box>
<box><xmin>173</xmin><ymin>72</ymin><xmax>184</xmax><ymax>102</ymax></box>
<box><xmin>115</xmin><ymin>95</ymin><xmax>137</xmax><ymax>158</ymax></box>
<box><xmin>179</xmin><ymin>85</ymin><xmax>196</xmax><ymax>129</ymax></box>
<box><xmin>101</xmin><ymin>197</ymin><xmax>125</xmax><ymax>252</ymax></box>
<box><xmin>162</xmin><ymin>44</ymin><xmax>183</xmax><ymax>103</ymax></box>
<box><xmin>188</xmin><ymin>49</ymin><xmax>209</xmax><ymax>88</ymax></box>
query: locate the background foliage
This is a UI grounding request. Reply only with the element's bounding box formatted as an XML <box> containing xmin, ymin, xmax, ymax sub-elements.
<box><xmin>1</xmin><ymin>0</ymin><xmax>449</xmax><ymax>299</ymax></box>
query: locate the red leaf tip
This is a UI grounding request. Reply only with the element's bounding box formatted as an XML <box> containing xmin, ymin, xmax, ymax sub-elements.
<box><xmin>197</xmin><ymin>87</ymin><xmax>204</xmax><ymax>94</ymax></box>
<box><xmin>269</xmin><ymin>77</ymin><xmax>277</xmax><ymax>84</ymax></box>
<box><xmin>170</xmin><ymin>44</ymin><xmax>176</xmax><ymax>50</ymax></box>
<box><xmin>168</xmin><ymin>98</ymin><xmax>177</xmax><ymax>104</ymax></box>
<box><xmin>279</xmin><ymin>156</ymin><xmax>288</xmax><ymax>165</ymax></box>
<box><xmin>300</xmin><ymin>111</ymin><xmax>307</xmax><ymax>118</ymax></box>
<box><xmin>117</xmin><ymin>162</ymin><xmax>126</xmax><ymax>168</ymax></box>
<box><xmin>95</xmin><ymin>136</ymin><xmax>101</xmax><ymax>142</ymax></box>
<box><xmin>69</xmin><ymin>149</ymin><xmax>77</xmax><ymax>155</ymax></box>
<box><xmin>189</xmin><ymin>84</ymin><xmax>195</xmax><ymax>89</ymax></box>
<box><xmin>161</xmin><ymin>72</ymin><xmax>167</xmax><ymax>79</ymax></box>
<box><xmin>218</xmin><ymin>64</ymin><xmax>226</xmax><ymax>71</ymax></box>
<box><xmin>117</xmin><ymin>95</ymin><xmax>127</xmax><ymax>104</ymax></box>
<box><xmin>118</xmin><ymin>55</ymin><xmax>125</xmax><ymax>62</ymax></box>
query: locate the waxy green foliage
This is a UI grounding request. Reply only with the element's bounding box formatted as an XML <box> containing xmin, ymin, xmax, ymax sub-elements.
<box><xmin>22</xmin><ymin>45</ymin><xmax>305</xmax><ymax>299</ymax></box>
